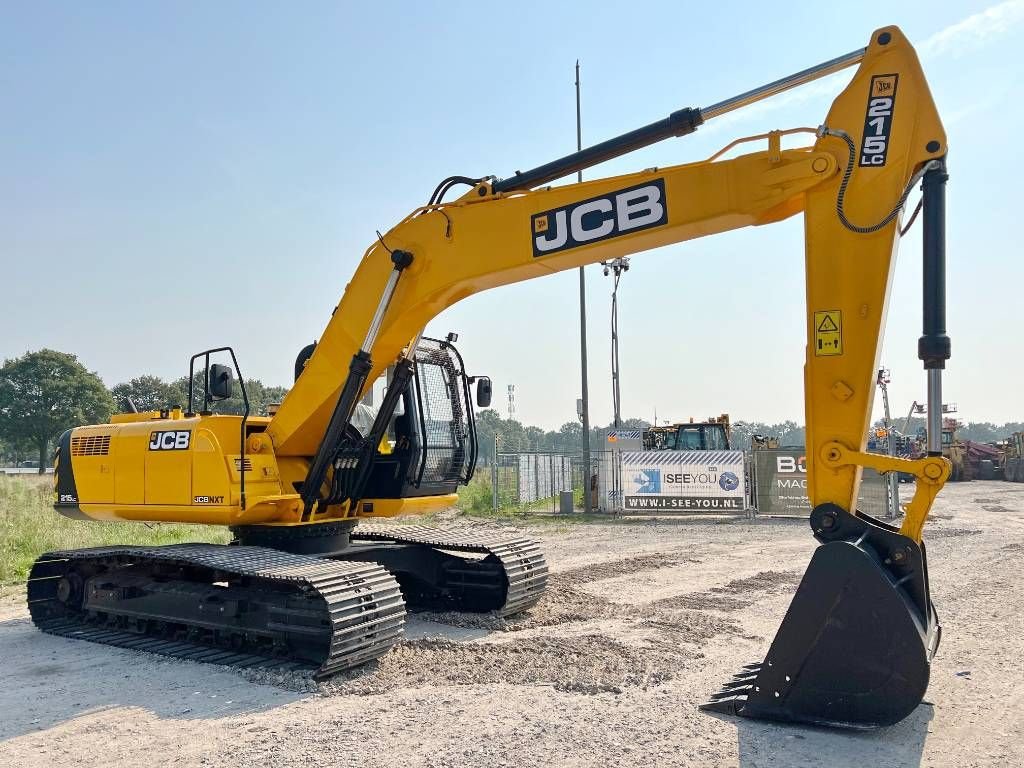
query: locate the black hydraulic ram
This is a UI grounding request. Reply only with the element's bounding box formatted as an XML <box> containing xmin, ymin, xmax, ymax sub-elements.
<box><xmin>300</xmin><ymin>249</ymin><xmax>414</xmax><ymax>518</ymax></box>
<box><xmin>339</xmin><ymin>353</ymin><xmax>417</xmax><ymax>508</ymax></box>
<box><xmin>491</xmin><ymin>47</ymin><xmax>866</xmax><ymax>194</ymax></box>
<box><xmin>918</xmin><ymin>160</ymin><xmax>951</xmax><ymax>454</ymax></box>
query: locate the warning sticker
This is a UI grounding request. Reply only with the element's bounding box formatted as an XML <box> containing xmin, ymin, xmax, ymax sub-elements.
<box><xmin>814</xmin><ymin>310</ymin><xmax>843</xmax><ymax>356</ymax></box>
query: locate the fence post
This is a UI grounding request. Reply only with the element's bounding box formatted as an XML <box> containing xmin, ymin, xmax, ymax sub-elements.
<box><xmin>536</xmin><ymin>454</ymin><xmax>544</xmax><ymax>514</ymax></box>
<box><xmin>516</xmin><ymin>460</ymin><xmax>524</xmax><ymax>514</ymax></box>
<box><xmin>491</xmin><ymin>456</ymin><xmax>498</xmax><ymax>514</ymax></box>
<box><xmin>747</xmin><ymin>450</ymin><xmax>757</xmax><ymax>515</ymax></box>
<box><xmin>550</xmin><ymin>454</ymin><xmax>555</xmax><ymax>514</ymax></box>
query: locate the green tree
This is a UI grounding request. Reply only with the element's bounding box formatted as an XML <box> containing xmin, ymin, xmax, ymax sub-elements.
<box><xmin>474</xmin><ymin>409</ymin><xmax>503</xmax><ymax>463</ymax></box>
<box><xmin>523</xmin><ymin>425</ymin><xmax>544</xmax><ymax>452</ymax></box>
<box><xmin>111</xmin><ymin>375</ymin><xmax>184</xmax><ymax>412</ymax></box>
<box><xmin>0</xmin><ymin>434</ymin><xmax>33</xmax><ymax>466</ymax></box>
<box><xmin>557</xmin><ymin>421</ymin><xmax>583</xmax><ymax>453</ymax></box>
<box><xmin>172</xmin><ymin>374</ymin><xmax>288</xmax><ymax>417</ymax></box>
<box><xmin>0</xmin><ymin>349</ymin><xmax>115</xmax><ymax>472</ymax></box>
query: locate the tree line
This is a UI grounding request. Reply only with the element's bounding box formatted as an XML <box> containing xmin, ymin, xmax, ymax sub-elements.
<box><xmin>474</xmin><ymin>413</ymin><xmax>809</xmax><ymax>462</ymax></box>
<box><xmin>3</xmin><ymin>349</ymin><xmax>1021</xmax><ymax>472</ymax></box>
<box><xmin>875</xmin><ymin>416</ymin><xmax>1024</xmax><ymax>444</ymax></box>
<box><xmin>0</xmin><ymin>349</ymin><xmax>287</xmax><ymax>470</ymax></box>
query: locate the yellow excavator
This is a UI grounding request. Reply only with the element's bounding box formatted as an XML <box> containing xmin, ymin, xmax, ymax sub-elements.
<box><xmin>30</xmin><ymin>26</ymin><xmax>951</xmax><ymax>730</ymax></box>
<box><xmin>643</xmin><ymin>415</ymin><xmax>732</xmax><ymax>451</ymax></box>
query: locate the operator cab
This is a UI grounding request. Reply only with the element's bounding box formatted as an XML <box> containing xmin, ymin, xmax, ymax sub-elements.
<box><xmin>292</xmin><ymin>335</ymin><xmax>490</xmax><ymax>504</ymax></box>
<box><xmin>364</xmin><ymin>336</ymin><xmax>488</xmax><ymax>500</ymax></box>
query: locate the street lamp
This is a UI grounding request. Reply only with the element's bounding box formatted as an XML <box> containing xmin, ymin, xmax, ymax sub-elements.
<box><xmin>601</xmin><ymin>257</ymin><xmax>630</xmax><ymax>429</ymax></box>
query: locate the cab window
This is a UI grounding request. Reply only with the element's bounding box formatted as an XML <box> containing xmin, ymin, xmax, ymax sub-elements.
<box><xmin>678</xmin><ymin>428</ymin><xmax>702</xmax><ymax>450</ymax></box>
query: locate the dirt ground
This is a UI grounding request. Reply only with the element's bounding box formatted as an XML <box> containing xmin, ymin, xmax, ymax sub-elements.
<box><xmin>1</xmin><ymin>481</ymin><xmax>1022</xmax><ymax>768</ymax></box>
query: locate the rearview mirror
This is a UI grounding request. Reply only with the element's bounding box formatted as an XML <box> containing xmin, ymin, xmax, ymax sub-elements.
<box><xmin>208</xmin><ymin>363</ymin><xmax>234</xmax><ymax>401</ymax></box>
<box><xmin>475</xmin><ymin>377</ymin><xmax>492</xmax><ymax>408</ymax></box>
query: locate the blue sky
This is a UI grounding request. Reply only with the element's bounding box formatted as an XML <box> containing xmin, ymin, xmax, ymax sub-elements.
<box><xmin>2</xmin><ymin>1</ymin><xmax>1021</xmax><ymax>430</ymax></box>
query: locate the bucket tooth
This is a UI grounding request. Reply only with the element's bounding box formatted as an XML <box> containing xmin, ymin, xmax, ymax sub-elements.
<box><xmin>700</xmin><ymin>504</ymin><xmax>940</xmax><ymax>730</ymax></box>
<box><xmin>730</xmin><ymin>669</ymin><xmax>759</xmax><ymax>681</ymax></box>
<box><xmin>721</xmin><ymin>677</ymin><xmax>756</xmax><ymax>690</ymax></box>
<box><xmin>701</xmin><ymin>694</ymin><xmax>747</xmax><ymax>715</ymax></box>
<box><xmin>709</xmin><ymin>687</ymin><xmax>751</xmax><ymax>700</ymax></box>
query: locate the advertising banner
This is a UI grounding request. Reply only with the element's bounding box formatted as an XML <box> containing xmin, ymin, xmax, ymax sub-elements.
<box><xmin>752</xmin><ymin>449</ymin><xmax>888</xmax><ymax>516</ymax></box>
<box><xmin>619</xmin><ymin>450</ymin><xmax>747</xmax><ymax>513</ymax></box>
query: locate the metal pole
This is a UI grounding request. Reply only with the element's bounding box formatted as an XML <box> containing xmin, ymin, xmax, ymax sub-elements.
<box><xmin>576</xmin><ymin>60</ymin><xmax>592</xmax><ymax>512</ymax></box>
<box><xmin>878</xmin><ymin>370</ymin><xmax>899</xmax><ymax>520</ymax></box>
<box><xmin>491</xmin><ymin>433</ymin><xmax>499</xmax><ymax>513</ymax></box>
<box><xmin>611</xmin><ymin>270</ymin><xmax>622</xmax><ymax>429</ymax></box>
<box><xmin>901</xmin><ymin>401</ymin><xmax>919</xmax><ymax>438</ymax></box>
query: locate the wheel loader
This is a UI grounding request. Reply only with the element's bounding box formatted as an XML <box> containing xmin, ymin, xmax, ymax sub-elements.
<box><xmin>643</xmin><ymin>415</ymin><xmax>731</xmax><ymax>451</ymax></box>
<box><xmin>30</xmin><ymin>25</ymin><xmax>952</xmax><ymax>730</ymax></box>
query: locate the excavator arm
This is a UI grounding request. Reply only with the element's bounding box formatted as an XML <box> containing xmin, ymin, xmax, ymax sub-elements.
<box><xmin>270</xmin><ymin>25</ymin><xmax>948</xmax><ymax>540</ymax></box>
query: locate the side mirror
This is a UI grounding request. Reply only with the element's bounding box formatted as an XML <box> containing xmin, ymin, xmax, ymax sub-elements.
<box><xmin>475</xmin><ymin>377</ymin><xmax>492</xmax><ymax>408</ymax></box>
<box><xmin>208</xmin><ymin>363</ymin><xmax>234</xmax><ymax>401</ymax></box>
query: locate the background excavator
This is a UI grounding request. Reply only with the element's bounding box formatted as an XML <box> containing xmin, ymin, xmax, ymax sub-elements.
<box><xmin>29</xmin><ymin>25</ymin><xmax>950</xmax><ymax>730</ymax></box>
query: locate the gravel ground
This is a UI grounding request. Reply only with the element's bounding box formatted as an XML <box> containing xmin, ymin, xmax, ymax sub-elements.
<box><xmin>1</xmin><ymin>481</ymin><xmax>1022</xmax><ymax>767</ymax></box>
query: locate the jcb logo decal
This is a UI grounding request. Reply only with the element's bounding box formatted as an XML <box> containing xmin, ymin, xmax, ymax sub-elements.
<box><xmin>859</xmin><ymin>74</ymin><xmax>898</xmax><ymax>167</ymax></box>
<box><xmin>531</xmin><ymin>179</ymin><xmax>667</xmax><ymax>257</ymax></box>
<box><xmin>149</xmin><ymin>430</ymin><xmax>191</xmax><ymax>451</ymax></box>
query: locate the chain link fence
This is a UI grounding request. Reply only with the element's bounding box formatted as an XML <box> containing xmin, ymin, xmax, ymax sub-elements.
<box><xmin>462</xmin><ymin>453</ymin><xmax>587</xmax><ymax>515</ymax></box>
<box><xmin>464</xmin><ymin>447</ymin><xmax>898</xmax><ymax>518</ymax></box>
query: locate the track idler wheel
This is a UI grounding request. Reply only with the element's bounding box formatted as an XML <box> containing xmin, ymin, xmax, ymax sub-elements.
<box><xmin>702</xmin><ymin>504</ymin><xmax>940</xmax><ymax>729</ymax></box>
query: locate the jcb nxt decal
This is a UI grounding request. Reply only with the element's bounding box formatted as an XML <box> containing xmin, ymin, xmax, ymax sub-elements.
<box><xmin>149</xmin><ymin>430</ymin><xmax>191</xmax><ymax>451</ymax></box>
<box><xmin>859</xmin><ymin>74</ymin><xmax>898</xmax><ymax>167</ymax></box>
<box><xmin>532</xmin><ymin>179</ymin><xmax>667</xmax><ymax>257</ymax></box>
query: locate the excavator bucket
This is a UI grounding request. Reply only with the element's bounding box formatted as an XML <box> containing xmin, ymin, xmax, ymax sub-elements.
<box><xmin>702</xmin><ymin>504</ymin><xmax>940</xmax><ymax>729</ymax></box>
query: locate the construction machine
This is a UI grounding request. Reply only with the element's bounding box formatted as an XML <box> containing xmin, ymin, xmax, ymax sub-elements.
<box><xmin>643</xmin><ymin>414</ymin><xmax>731</xmax><ymax>451</ymax></box>
<box><xmin>934</xmin><ymin>417</ymin><xmax>1006</xmax><ymax>481</ymax></box>
<box><xmin>1004</xmin><ymin>433</ymin><xmax>1024</xmax><ymax>483</ymax></box>
<box><xmin>940</xmin><ymin>417</ymin><xmax>970</xmax><ymax>481</ymax></box>
<box><xmin>30</xmin><ymin>26</ymin><xmax>951</xmax><ymax>730</ymax></box>
<box><xmin>750</xmin><ymin>434</ymin><xmax>781</xmax><ymax>450</ymax></box>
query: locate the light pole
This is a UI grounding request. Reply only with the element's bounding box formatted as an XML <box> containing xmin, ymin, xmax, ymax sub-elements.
<box><xmin>602</xmin><ymin>257</ymin><xmax>630</xmax><ymax>429</ymax></box>
<box><xmin>576</xmin><ymin>60</ymin><xmax>592</xmax><ymax>512</ymax></box>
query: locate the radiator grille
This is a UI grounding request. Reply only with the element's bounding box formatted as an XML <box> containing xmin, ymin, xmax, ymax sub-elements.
<box><xmin>71</xmin><ymin>434</ymin><xmax>111</xmax><ymax>456</ymax></box>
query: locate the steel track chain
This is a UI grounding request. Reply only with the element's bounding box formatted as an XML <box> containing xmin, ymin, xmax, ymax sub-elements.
<box><xmin>26</xmin><ymin>544</ymin><xmax>405</xmax><ymax>678</ymax></box>
<box><xmin>351</xmin><ymin>525</ymin><xmax>548</xmax><ymax>616</ymax></box>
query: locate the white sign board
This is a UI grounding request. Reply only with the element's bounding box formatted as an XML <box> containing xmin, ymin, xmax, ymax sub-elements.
<box><xmin>619</xmin><ymin>450</ymin><xmax>747</xmax><ymax>512</ymax></box>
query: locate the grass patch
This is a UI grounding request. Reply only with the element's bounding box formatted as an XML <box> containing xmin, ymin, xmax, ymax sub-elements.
<box><xmin>0</xmin><ymin>474</ymin><xmax>231</xmax><ymax>589</ymax></box>
<box><xmin>456</xmin><ymin>471</ymin><xmax>587</xmax><ymax>518</ymax></box>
